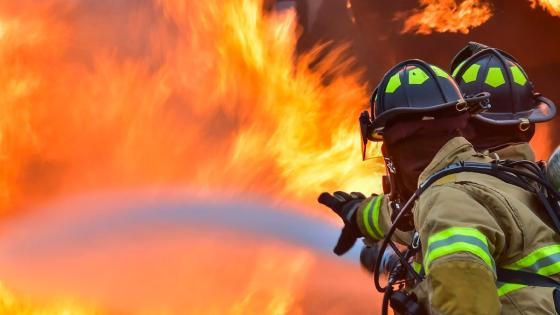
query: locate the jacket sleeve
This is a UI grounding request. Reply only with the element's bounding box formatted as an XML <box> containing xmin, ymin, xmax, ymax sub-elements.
<box><xmin>413</xmin><ymin>184</ymin><xmax>505</xmax><ymax>315</ymax></box>
<box><xmin>356</xmin><ymin>194</ymin><xmax>391</xmax><ymax>244</ymax></box>
<box><xmin>356</xmin><ymin>194</ymin><xmax>413</xmax><ymax>245</ymax></box>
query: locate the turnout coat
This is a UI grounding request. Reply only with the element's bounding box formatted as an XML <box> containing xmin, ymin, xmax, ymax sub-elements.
<box><xmin>356</xmin><ymin>137</ymin><xmax>560</xmax><ymax>314</ymax></box>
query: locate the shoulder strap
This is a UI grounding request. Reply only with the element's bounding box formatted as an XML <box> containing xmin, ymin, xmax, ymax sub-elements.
<box><xmin>497</xmin><ymin>268</ymin><xmax>560</xmax><ymax>288</ymax></box>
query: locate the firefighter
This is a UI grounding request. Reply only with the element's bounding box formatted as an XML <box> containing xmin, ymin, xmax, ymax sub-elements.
<box><xmin>358</xmin><ymin>42</ymin><xmax>559</xmax><ymax>274</ymax></box>
<box><xmin>319</xmin><ymin>60</ymin><xmax>560</xmax><ymax>314</ymax></box>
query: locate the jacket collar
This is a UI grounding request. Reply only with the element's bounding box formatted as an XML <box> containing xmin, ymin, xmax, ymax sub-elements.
<box><xmin>490</xmin><ymin>142</ymin><xmax>535</xmax><ymax>162</ymax></box>
<box><xmin>418</xmin><ymin>137</ymin><xmax>487</xmax><ymax>184</ymax></box>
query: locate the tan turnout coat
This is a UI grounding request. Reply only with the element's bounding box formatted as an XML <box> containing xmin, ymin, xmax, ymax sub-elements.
<box><xmin>356</xmin><ymin>138</ymin><xmax>560</xmax><ymax>314</ymax></box>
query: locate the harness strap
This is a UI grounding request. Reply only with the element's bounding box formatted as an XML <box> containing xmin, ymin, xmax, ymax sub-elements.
<box><xmin>497</xmin><ymin>268</ymin><xmax>560</xmax><ymax>288</ymax></box>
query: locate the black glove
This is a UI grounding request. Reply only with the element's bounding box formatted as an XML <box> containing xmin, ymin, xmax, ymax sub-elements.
<box><xmin>318</xmin><ymin>191</ymin><xmax>365</xmax><ymax>255</ymax></box>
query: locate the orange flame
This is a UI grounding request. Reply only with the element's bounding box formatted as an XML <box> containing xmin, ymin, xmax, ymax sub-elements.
<box><xmin>0</xmin><ymin>281</ymin><xmax>97</xmax><ymax>315</ymax></box>
<box><xmin>530</xmin><ymin>0</ymin><xmax>560</xmax><ymax>16</ymax></box>
<box><xmin>0</xmin><ymin>0</ymin><xmax>381</xmax><ymax>313</ymax></box>
<box><xmin>0</xmin><ymin>0</ymin><xmax>382</xmax><ymax>214</ymax></box>
<box><xmin>398</xmin><ymin>0</ymin><xmax>493</xmax><ymax>34</ymax></box>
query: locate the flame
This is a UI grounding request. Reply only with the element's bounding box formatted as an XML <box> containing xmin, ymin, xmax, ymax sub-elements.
<box><xmin>0</xmin><ymin>282</ymin><xmax>97</xmax><ymax>315</ymax></box>
<box><xmin>0</xmin><ymin>0</ymin><xmax>381</xmax><ymax>313</ymax></box>
<box><xmin>530</xmin><ymin>0</ymin><xmax>560</xmax><ymax>16</ymax></box>
<box><xmin>398</xmin><ymin>0</ymin><xmax>493</xmax><ymax>34</ymax></box>
<box><xmin>0</xmin><ymin>0</ymin><xmax>382</xmax><ymax>214</ymax></box>
<box><xmin>0</xmin><ymin>247</ymin><xmax>309</xmax><ymax>315</ymax></box>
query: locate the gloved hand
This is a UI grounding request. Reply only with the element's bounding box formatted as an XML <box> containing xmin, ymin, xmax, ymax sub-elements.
<box><xmin>318</xmin><ymin>191</ymin><xmax>365</xmax><ymax>255</ymax></box>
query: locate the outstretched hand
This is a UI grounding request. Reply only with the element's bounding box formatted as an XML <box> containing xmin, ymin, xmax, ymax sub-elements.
<box><xmin>318</xmin><ymin>191</ymin><xmax>365</xmax><ymax>255</ymax></box>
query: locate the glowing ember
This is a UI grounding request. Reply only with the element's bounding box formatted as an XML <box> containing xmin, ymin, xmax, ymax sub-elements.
<box><xmin>398</xmin><ymin>0</ymin><xmax>493</xmax><ymax>34</ymax></box>
<box><xmin>530</xmin><ymin>0</ymin><xmax>560</xmax><ymax>16</ymax></box>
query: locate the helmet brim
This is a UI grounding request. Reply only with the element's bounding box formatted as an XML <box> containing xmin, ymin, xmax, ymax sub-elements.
<box><xmin>474</xmin><ymin>95</ymin><xmax>557</xmax><ymax>125</ymax></box>
<box><xmin>370</xmin><ymin>100</ymin><xmax>462</xmax><ymax>141</ymax></box>
<box><xmin>370</xmin><ymin>93</ymin><xmax>490</xmax><ymax>141</ymax></box>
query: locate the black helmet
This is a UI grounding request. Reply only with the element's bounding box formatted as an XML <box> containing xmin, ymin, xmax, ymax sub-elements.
<box><xmin>359</xmin><ymin>59</ymin><xmax>489</xmax><ymax>159</ymax></box>
<box><xmin>450</xmin><ymin>43</ymin><xmax>556</xmax><ymax>129</ymax></box>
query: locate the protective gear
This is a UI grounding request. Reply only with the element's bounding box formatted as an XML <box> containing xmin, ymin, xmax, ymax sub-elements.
<box><xmin>492</xmin><ymin>142</ymin><xmax>536</xmax><ymax>162</ymax></box>
<box><xmin>549</xmin><ymin>146</ymin><xmax>560</xmax><ymax>191</ymax></box>
<box><xmin>318</xmin><ymin>191</ymin><xmax>366</xmax><ymax>255</ymax></box>
<box><xmin>384</xmin><ymin>118</ymin><xmax>465</xmax><ymax>201</ymax></box>
<box><xmin>355</xmin><ymin>195</ymin><xmax>390</xmax><ymax>243</ymax></box>
<box><xmin>410</xmin><ymin>137</ymin><xmax>560</xmax><ymax>314</ymax></box>
<box><xmin>363</xmin><ymin>59</ymin><xmax>489</xmax><ymax>143</ymax></box>
<box><xmin>450</xmin><ymin>43</ymin><xmax>557</xmax><ymax>127</ymax></box>
<box><xmin>356</xmin><ymin>194</ymin><xmax>414</xmax><ymax>249</ymax></box>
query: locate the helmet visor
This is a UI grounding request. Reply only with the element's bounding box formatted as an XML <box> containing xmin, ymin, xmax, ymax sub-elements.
<box><xmin>359</xmin><ymin>111</ymin><xmax>383</xmax><ymax>160</ymax></box>
<box><xmin>361</xmin><ymin>138</ymin><xmax>383</xmax><ymax>161</ymax></box>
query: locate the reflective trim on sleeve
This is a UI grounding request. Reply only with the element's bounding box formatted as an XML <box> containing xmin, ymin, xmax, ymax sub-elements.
<box><xmin>362</xmin><ymin>196</ymin><xmax>384</xmax><ymax>240</ymax></box>
<box><xmin>497</xmin><ymin>283</ymin><xmax>526</xmax><ymax>297</ymax></box>
<box><xmin>497</xmin><ymin>244</ymin><xmax>560</xmax><ymax>296</ymax></box>
<box><xmin>424</xmin><ymin>227</ymin><xmax>495</xmax><ymax>274</ymax></box>
<box><xmin>505</xmin><ymin>245</ymin><xmax>560</xmax><ymax>275</ymax></box>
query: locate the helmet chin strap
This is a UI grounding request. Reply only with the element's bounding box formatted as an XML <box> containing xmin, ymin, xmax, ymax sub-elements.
<box><xmin>383</xmin><ymin>155</ymin><xmax>416</xmax><ymax>232</ymax></box>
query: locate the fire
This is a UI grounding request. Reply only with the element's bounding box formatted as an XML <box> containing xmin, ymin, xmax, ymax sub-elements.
<box><xmin>0</xmin><ymin>0</ymin><xmax>381</xmax><ymax>314</ymax></box>
<box><xmin>530</xmin><ymin>0</ymin><xmax>560</xmax><ymax>16</ymax></box>
<box><xmin>0</xmin><ymin>0</ymin><xmax>382</xmax><ymax>214</ymax></box>
<box><xmin>398</xmin><ymin>0</ymin><xmax>560</xmax><ymax>35</ymax></box>
<box><xmin>0</xmin><ymin>281</ymin><xmax>96</xmax><ymax>315</ymax></box>
<box><xmin>397</xmin><ymin>0</ymin><xmax>493</xmax><ymax>34</ymax></box>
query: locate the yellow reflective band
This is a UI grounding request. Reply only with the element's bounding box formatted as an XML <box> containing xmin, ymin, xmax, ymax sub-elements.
<box><xmin>498</xmin><ymin>283</ymin><xmax>527</xmax><ymax>297</ymax></box>
<box><xmin>537</xmin><ymin>261</ymin><xmax>560</xmax><ymax>276</ymax></box>
<box><xmin>425</xmin><ymin>242</ymin><xmax>494</xmax><ymax>274</ymax></box>
<box><xmin>371</xmin><ymin>195</ymin><xmax>384</xmax><ymax>239</ymax></box>
<box><xmin>428</xmin><ymin>227</ymin><xmax>488</xmax><ymax>247</ymax></box>
<box><xmin>498</xmin><ymin>244</ymin><xmax>560</xmax><ymax>295</ymax></box>
<box><xmin>362</xmin><ymin>198</ymin><xmax>382</xmax><ymax>240</ymax></box>
<box><xmin>505</xmin><ymin>245</ymin><xmax>560</xmax><ymax>270</ymax></box>
<box><xmin>425</xmin><ymin>227</ymin><xmax>494</xmax><ymax>274</ymax></box>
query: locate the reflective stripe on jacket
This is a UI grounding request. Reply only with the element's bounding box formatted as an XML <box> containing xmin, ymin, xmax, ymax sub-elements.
<box><xmin>411</xmin><ymin>137</ymin><xmax>560</xmax><ymax>315</ymax></box>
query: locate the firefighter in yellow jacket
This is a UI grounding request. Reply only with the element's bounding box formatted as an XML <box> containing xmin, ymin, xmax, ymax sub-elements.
<box><xmin>319</xmin><ymin>60</ymin><xmax>560</xmax><ymax>314</ymax></box>
<box><xmin>358</xmin><ymin>43</ymin><xmax>558</xmax><ymax>273</ymax></box>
